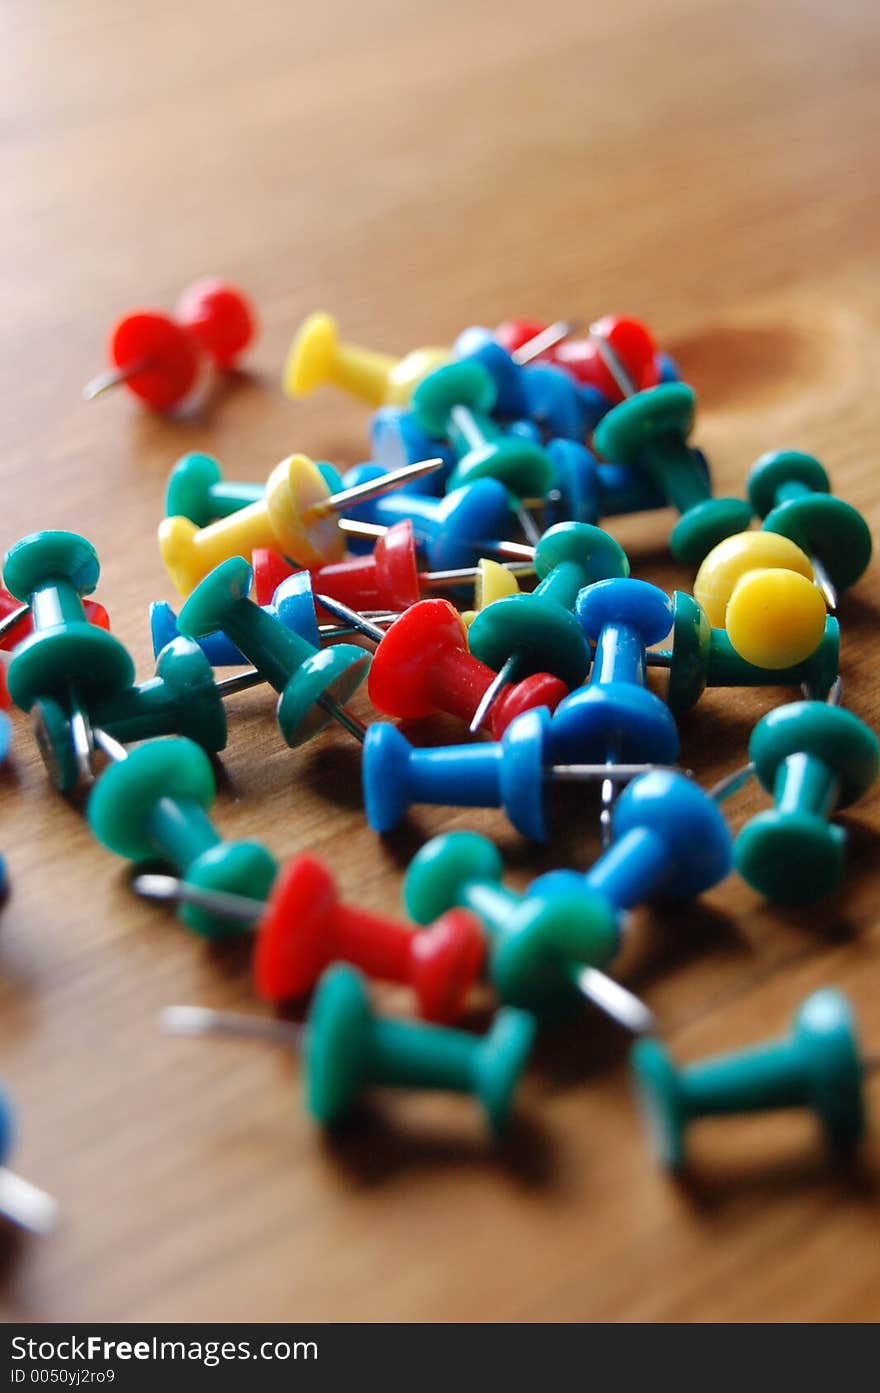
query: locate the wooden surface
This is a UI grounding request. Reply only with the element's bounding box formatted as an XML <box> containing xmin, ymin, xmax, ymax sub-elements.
<box><xmin>1</xmin><ymin>0</ymin><xmax>879</xmax><ymax>1323</ymax></box>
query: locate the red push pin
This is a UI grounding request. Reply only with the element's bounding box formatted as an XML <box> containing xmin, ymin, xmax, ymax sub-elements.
<box><xmin>133</xmin><ymin>855</ymin><xmax>485</xmax><ymax>1025</ymax></box>
<box><xmin>83</xmin><ymin>277</ymin><xmax>257</xmax><ymax>410</ymax></box>
<box><xmin>316</xmin><ymin>594</ymin><xmax>568</xmax><ymax>738</ymax></box>
<box><xmin>0</xmin><ymin>584</ymin><xmax>110</xmax><ymax>653</ymax></box>
<box><xmin>554</xmin><ymin>315</ymin><xmax>660</xmax><ymax>402</ymax></box>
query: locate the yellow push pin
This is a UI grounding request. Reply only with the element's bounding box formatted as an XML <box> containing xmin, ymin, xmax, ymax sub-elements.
<box><xmin>283</xmin><ymin>311</ymin><xmax>448</xmax><ymax>407</ymax></box>
<box><xmin>159</xmin><ymin>454</ymin><xmax>442</xmax><ymax>595</ymax></box>
<box><xmin>693</xmin><ymin>532</ymin><xmax>827</xmax><ymax>669</ymax></box>
<box><xmin>461</xmin><ymin>557</ymin><xmax>523</xmax><ymax>627</ymax></box>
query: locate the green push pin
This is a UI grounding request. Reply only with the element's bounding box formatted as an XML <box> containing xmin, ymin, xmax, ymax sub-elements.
<box><xmin>632</xmin><ymin>988</ymin><xmax>869</xmax><ymax>1171</ymax></box>
<box><xmin>735</xmin><ymin>700</ymin><xmax>880</xmax><ymax>904</ymax></box>
<box><xmin>403</xmin><ymin>831</ymin><xmax>654</xmax><ymax>1031</ymax></box>
<box><xmin>593</xmin><ymin>383</ymin><xmax>753</xmax><ymax>564</ymax></box>
<box><xmin>748</xmin><ymin>450</ymin><xmax>872</xmax><ymax>611</ymax></box>
<box><xmin>31</xmin><ymin>638</ymin><xmax>229</xmax><ymax>792</ymax></box>
<box><xmin>651</xmin><ymin>591</ymin><xmax>840</xmax><ymax>714</ymax></box>
<box><xmin>3</xmin><ymin>531</ymin><xmax>134</xmax><ymax>713</ymax></box>
<box><xmin>467</xmin><ymin>522</ymin><xmax>629</xmax><ymax>733</ymax></box>
<box><xmin>87</xmin><ymin>732</ymin><xmax>277</xmax><ymax>937</ymax></box>
<box><xmin>165</xmin><ymin>452</ymin><xmax>264</xmax><ymax>528</ymax></box>
<box><xmin>161</xmin><ymin>963</ymin><xmax>536</xmax><ymax>1137</ymax></box>
<box><xmin>413</xmin><ymin>361</ymin><xmax>554</xmax><ymax>501</ymax></box>
<box><xmin>176</xmin><ymin>557</ymin><xmax>370</xmax><ymax>746</ymax></box>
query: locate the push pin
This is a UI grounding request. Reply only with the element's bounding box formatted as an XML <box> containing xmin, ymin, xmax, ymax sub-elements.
<box><xmin>468</xmin><ymin>522</ymin><xmax>629</xmax><ymax>734</ymax></box>
<box><xmin>411</xmin><ymin>361</ymin><xmax>554</xmax><ymax>502</ymax></box>
<box><xmin>83</xmin><ymin>277</ymin><xmax>256</xmax><ymax>410</ymax></box>
<box><xmin>404</xmin><ymin>831</ymin><xmax>653</xmax><ymax>1031</ymax></box>
<box><xmin>536</xmin><ymin>439</ymin><xmax>672</xmax><ymax>529</ymax></box>
<box><xmin>0</xmin><ymin>1090</ymin><xmax>58</xmax><ymax>1235</ymax></box>
<box><xmin>591</xmin><ymin>356</ymin><xmax>752</xmax><ymax>564</ymax></box>
<box><xmin>284</xmin><ymin>311</ymin><xmax>448</xmax><ymax>407</ymax></box>
<box><xmin>550</xmin><ymin>578</ymin><xmax>680</xmax><ymax>844</ymax></box>
<box><xmin>31</xmin><ymin>637</ymin><xmax>230</xmax><ymax>793</ymax></box>
<box><xmin>632</xmin><ymin>988</ymin><xmax>871</xmax><ymax>1171</ymax></box>
<box><xmin>747</xmin><ymin>450</ymin><xmax>872</xmax><ymax>611</ymax></box>
<box><xmin>135</xmin><ymin>852</ymin><xmax>484</xmax><ymax>1024</ymax></box>
<box><xmin>0</xmin><ymin>584</ymin><xmax>110</xmax><ymax>653</ymax></box>
<box><xmin>734</xmin><ymin>699</ymin><xmax>880</xmax><ymax>904</ymax></box>
<box><xmin>649</xmin><ymin>590</ymin><xmax>840</xmax><ymax>713</ymax></box>
<box><xmin>530</xmin><ymin>769</ymin><xmax>733</xmax><ymax>913</ymax></box>
<box><xmin>88</xmin><ymin>731</ymin><xmax>277</xmax><ymax>936</ymax></box>
<box><xmin>331</xmin><ymin>595</ymin><xmax>568</xmax><ymax>737</ymax></box>
<box><xmin>554</xmin><ymin>316</ymin><xmax>661</xmax><ymax>402</ymax></box>
<box><xmin>693</xmin><ymin>531</ymin><xmax>829</xmax><ymax>669</ymax></box>
<box><xmin>162</xmin><ymin>963</ymin><xmax>536</xmax><ymax>1136</ymax></box>
<box><xmin>176</xmin><ymin>560</ymin><xmax>370</xmax><ymax>746</ymax></box>
<box><xmin>453</xmin><ymin>328</ymin><xmax>600</xmax><ymax>438</ymax></box>
<box><xmin>363</xmin><ymin>706</ymin><xmax>670</xmax><ymax>839</ymax></box>
<box><xmin>159</xmin><ymin>453</ymin><xmax>442</xmax><ymax>593</ymax></box>
<box><xmin>3</xmin><ymin>532</ymin><xmax>134</xmax><ymax>785</ymax></box>
<box><xmin>370</xmin><ymin>407</ymin><xmax>453</xmax><ymax>492</ymax></box>
<box><xmin>337</xmin><ymin>471</ymin><xmax>518</xmax><ymax>573</ymax></box>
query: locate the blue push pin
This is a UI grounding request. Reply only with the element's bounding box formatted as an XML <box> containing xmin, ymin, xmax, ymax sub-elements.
<box><xmin>550</xmin><ymin>578</ymin><xmax>680</xmax><ymax>844</ymax></box>
<box><xmin>541</xmin><ymin>439</ymin><xmax>668</xmax><ymax>528</ymax></box>
<box><xmin>336</xmin><ymin>465</ymin><xmax>516</xmax><ymax>572</ymax></box>
<box><xmin>0</xmin><ymin>1089</ymin><xmax>58</xmax><ymax>1234</ymax></box>
<box><xmin>531</xmin><ymin>769</ymin><xmax>733</xmax><ymax>911</ymax></box>
<box><xmin>453</xmin><ymin>327</ymin><xmax>607</xmax><ymax>435</ymax></box>
<box><xmin>150</xmin><ymin>570</ymin><xmax>327</xmax><ymax>666</ymax></box>
<box><xmin>363</xmin><ymin>706</ymin><xmax>663</xmax><ymax>841</ymax></box>
<box><xmin>370</xmin><ymin>407</ymin><xmax>453</xmax><ymax>494</ymax></box>
<box><xmin>632</xmin><ymin>988</ymin><xmax>871</xmax><ymax>1171</ymax></box>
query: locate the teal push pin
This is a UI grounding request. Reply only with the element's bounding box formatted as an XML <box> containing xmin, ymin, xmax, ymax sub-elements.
<box><xmin>467</xmin><ymin>522</ymin><xmax>629</xmax><ymax>733</ymax></box>
<box><xmin>403</xmin><ymin>831</ymin><xmax>653</xmax><ymax>1030</ymax></box>
<box><xmin>176</xmin><ymin>558</ymin><xmax>370</xmax><ymax>746</ymax></box>
<box><xmin>412</xmin><ymin>361</ymin><xmax>554</xmax><ymax>501</ymax></box>
<box><xmin>734</xmin><ymin>699</ymin><xmax>880</xmax><ymax>904</ymax></box>
<box><xmin>3</xmin><ymin>531</ymin><xmax>135</xmax><ymax>780</ymax></box>
<box><xmin>31</xmin><ymin>638</ymin><xmax>229</xmax><ymax>792</ymax></box>
<box><xmin>161</xmin><ymin>963</ymin><xmax>536</xmax><ymax>1137</ymax></box>
<box><xmin>748</xmin><ymin>450</ymin><xmax>873</xmax><ymax>611</ymax></box>
<box><xmin>632</xmin><ymin>988</ymin><xmax>870</xmax><ymax>1171</ymax></box>
<box><xmin>87</xmin><ymin>731</ymin><xmax>277</xmax><ymax>937</ymax></box>
<box><xmin>165</xmin><ymin>452</ymin><xmax>264</xmax><ymax>527</ymax></box>
<box><xmin>648</xmin><ymin>590</ymin><xmax>840</xmax><ymax>714</ymax></box>
<box><xmin>593</xmin><ymin>383</ymin><xmax>752</xmax><ymax>563</ymax></box>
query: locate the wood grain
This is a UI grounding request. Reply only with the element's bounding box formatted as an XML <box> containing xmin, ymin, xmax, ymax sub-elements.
<box><xmin>1</xmin><ymin>0</ymin><xmax>879</xmax><ymax>1322</ymax></box>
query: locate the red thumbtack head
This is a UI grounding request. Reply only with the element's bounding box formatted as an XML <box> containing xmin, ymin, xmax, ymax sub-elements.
<box><xmin>176</xmin><ymin>277</ymin><xmax>257</xmax><ymax>371</ymax></box>
<box><xmin>555</xmin><ymin>315</ymin><xmax>660</xmax><ymax>402</ymax></box>
<box><xmin>367</xmin><ymin>598</ymin><xmax>567</xmax><ymax>737</ymax></box>
<box><xmin>495</xmin><ymin>319</ymin><xmax>553</xmax><ymax>356</ymax></box>
<box><xmin>85</xmin><ymin>278</ymin><xmax>256</xmax><ymax>411</ymax></box>
<box><xmin>253</xmin><ymin>520</ymin><xmax>421</xmax><ymax>615</ymax></box>
<box><xmin>252</xmin><ymin>854</ymin><xmax>485</xmax><ymax>1023</ymax></box>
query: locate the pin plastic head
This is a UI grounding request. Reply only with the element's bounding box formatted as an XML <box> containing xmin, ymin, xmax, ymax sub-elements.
<box><xmin>176</xmin><ymin>277</ymin><xmax>256</xmax><ymax>370</ymax></box>
<box><xmin>735</xmin><ymin>701</ymin><xmax>880</xmax><ymax>904</ymax></box>
<box><xmin>152</xmin><ymin>637</ymin><xmax>228</xmax><ymax>752</ymax></box>
<box><xmin>165</xmin><ymin>452</ymin><xmax>224</xmax><ymax>526</ymax></box>
<box><xmin>748</xmin><ymin>450</ymin><xmax>872</xmax><ymax>593</ymax></box>
<box><xmin>615</xmin><ymin>770</ymin><xmax>733</xmax><ymax>900</ymax></box>
<box><xmin>4</xmin><ymin>531</ymin><xmax>134</xmax><ymax>710</ymax></box>
<box><xmin>283</xmin><ymin>312</ymin><xmax>339</xmax><ymax>397</ymax></box>
<box><xmin>694</xmin><ymin>531</ymin><xmax>827</xmax><ymax>669</ymax></box>
<box><xmin>468</xmin><ymin>594</ymin><xmax>591</xmax><ymax>690</ymax></box>
<box><xmin>108</xmin><ymin>311</ymin><xmax>200</xmax><ymax>411</ymax></box>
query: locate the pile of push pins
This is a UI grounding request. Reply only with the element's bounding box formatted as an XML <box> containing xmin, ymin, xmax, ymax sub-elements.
<box><xmin>0</xmin><ymin>286</ymin><xmax>878</xmax><ymax>1237</ymax></box>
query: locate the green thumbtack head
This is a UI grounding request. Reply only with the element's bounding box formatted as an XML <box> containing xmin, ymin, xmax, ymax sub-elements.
<box><xmin>413</xmin><ymin>361</ymin><xmax>496</xmax><ymax>436</ymax></box>
<box><xmin>306</xmin><ymin>963</ymin><xmax>536</xmax><ymax>1136</ymax></box>
<box><xmin>749</xmin><ymin>450</ymin><xmax>872</xmax><ymax>595</ymax></box>
<box><xmin>178</xmin><ymin>558</ymin><xmax>370</xmax><ymax>747</ymax></box>
<box><xmin>166</xmin><ymin>453</ymin><xmax>224</xmax><ymax>526</ymax></box>
<box><xmin>631</xmin><ymin>988</ymin><xmax>866</xmax><ymax>1171</ymax></box>
<box><xmin>404</xmin><ymin>831</ymin><xmax>620</xmax><ymax>1019</ymax></box>
<box><xmin>4</xmin><ymin>531</ymin><xmax>134</xmax><ymax>711</ymax></box>
<box><xmin>593</xmin><ymin>385</ymin><xmax>752</xmax><ymax>563</ymax></box>
<box><xmin>88</xmin><ymin>737</ymin><xmax>277</xmax><ymax>936</ymax></box>
<box><xmin>735</xmin><ymin>701</ymin><xmax>880</xmax><ymax>903</ymax></box>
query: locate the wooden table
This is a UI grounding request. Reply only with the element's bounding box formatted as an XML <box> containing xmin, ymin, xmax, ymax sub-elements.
<box><xmin>1</xmin><ymin>0</ymin><xmax>878</xmax><ymax>1323</ymax></box>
